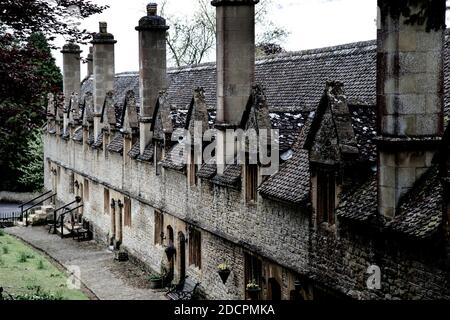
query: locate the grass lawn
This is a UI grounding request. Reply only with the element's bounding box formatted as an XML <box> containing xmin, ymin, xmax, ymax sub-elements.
<box><xmin>0</xmin><ymin>230</ymin><xmax>89</xmax><ymax>300</ymax></box>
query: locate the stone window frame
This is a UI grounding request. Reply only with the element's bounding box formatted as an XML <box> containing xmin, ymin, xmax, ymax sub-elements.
<box><xmin>103</xmin><ymin>188</ymin><xmax>110</xmax><ymax>215</ymax></box>
<box><xmin>244</xmin><ymin>252</ymin><xmax>263</xmax><ymax>298</ymax></box>
<box><xmin>188</xmin><ymin>149</ymin><xmax>198</xmax><ymax>187</ymax></box>
<box><xmin>124</xmin><ymin>197</ymin><xmax>132</xmax><ymax>227</ymax></box>
<box><xmin>154</xmin><ymin>210</ymin><xmax>164</xmax><ymax>245</ymax></box>
<box><xmin>316</xmin><ymin>167</ymin><xmax>336</xmax><ymax>226</ymax></box>
<box><xmin>189</xmin><ymin>227</ymin><xmax>202</xmax><ymax>269</ymax></box>
<box><xmin>69</xmin><ymin>172</ymin><xmax>75</xmax><ymax>194</ymax></box>
<box><xmin>245</xmin><ymin>162</ymin><xmax>258</xmax><ymax>204</ymax></box>
<box><xmin>83</xmin><ymin>178</ymin><xmax>89</xmax><ymax>202</ymax></box>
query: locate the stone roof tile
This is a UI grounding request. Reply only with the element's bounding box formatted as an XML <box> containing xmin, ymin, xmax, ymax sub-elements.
<box><xmin>107</xmin><ymin>132</ymin><xmax>123</xmax><ymax>154</ymax></box>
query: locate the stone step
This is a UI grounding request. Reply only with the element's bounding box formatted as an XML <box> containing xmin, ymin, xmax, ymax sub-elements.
<box><xmin>56</xmin><ymin>226</ymin><xmax>73</xmax><ymax>238</ymax></box>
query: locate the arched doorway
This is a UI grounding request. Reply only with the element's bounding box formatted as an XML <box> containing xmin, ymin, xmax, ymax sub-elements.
<box><xmin>178</xmin><ymin>232</ymin><xmax>186</xmax><ymax>284</ymax></box>
<box><xmin>268</xmin><ymin>278</ymin><xmax>281</xmax><ymax>301</ymax></box>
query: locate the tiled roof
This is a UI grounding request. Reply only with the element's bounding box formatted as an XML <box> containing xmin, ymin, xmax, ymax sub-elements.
<box><xmin>387</xmin><ymin>166</ymin><xmax>443</xmax><ymax>239</ymax></box>
<box><xmin>336</xmin><ymin>175</ymin><xmax>378</xmax><ymax>222</ymax></box>
<box><xmin>72</xmin><ymin>127</ymin><xmax>83</xmax><ymax>143</ymax></box>
<box><xmin>349</xmin><ymin>105</ymin><xmax>377</xmax><ymax>162</ymax></box>
<box><xmin>259</xmin><ymin>119</ymin><xmax>311</xmax><ymax>204</ymax></box>
<box><xmin>81</xmin><ymin>40</ymin><xmax>378</xmax><ymax>113</ymax></box>
<box><xmin>137</xmin><ymin>142</ymin><xmax>154</xmax><ymax>162</ymax></box>
<box><xmin>197</xmin><ymin>158</ymin><xmax>217</xmax><ymax>179</ymax></box>
<box><xmin>161</xmin><ymin>144</ymin><xmax>186</xmax><ymax>171</ymax></box>
<box><xmin>107</xmin><ymin>133</ymin><xmax>123</xmax><ymax>154</ymax></box>
<box><xmin>91</xmin><ymin>133</ymin><xmax>103</xmax><ymax>149</ymax></box>
<box><xmin>87</xmin><ymin>132</ymin><xmax>95</xmax><ymax>146</ymax></box>
<box><xmin>62</xmin><ymin>131</ymin><xmax>70</xmax><ymax>140</ymax></box>
<box><xmin>270</xmin><ymin>112</ymin><xmax>309</xmax><ymax>152</ymax></box>
<box><xmin>128</xmin><ymin>141</ymin><xmax>140</xmax><ymax>159</ymax></box>
<box><xmin>211</xmin><ymin>164</ymin><xmax>242</xmax><ymax>190</ymax></box>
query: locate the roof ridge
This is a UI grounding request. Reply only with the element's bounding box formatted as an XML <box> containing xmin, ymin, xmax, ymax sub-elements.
<box><xmin>111</xmin><ymin>39</ymin><xmax>378</xmax><ymax>77</ymax></box>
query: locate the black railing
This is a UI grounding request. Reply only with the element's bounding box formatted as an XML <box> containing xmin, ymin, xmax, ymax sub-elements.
<box><xmin>0</xmin><ymin>211</ymin><xmax>21</xmax><ymax>222</ymax></box>
<box><xmin>58</xmin><ymin>204</ymin><xmax>83</xmax><ymax>239</ymax></box>
<box><xmin>52</xmin><ymin>196</ymin><xmax>82</xmax><ymax>235</ymax></box>
<box><xmin>20</xmin><ymin>191</ymin><xmax>57</xmax><ymax>227</ymax></box>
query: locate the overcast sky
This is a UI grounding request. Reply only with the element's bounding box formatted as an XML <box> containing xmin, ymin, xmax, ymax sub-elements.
<box><xmin>55</xmin><ymin>0</ymin><xmax>381</xmax><ymax>78</ymax></box>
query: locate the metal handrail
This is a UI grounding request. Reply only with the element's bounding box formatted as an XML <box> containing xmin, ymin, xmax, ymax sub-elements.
<box><xmin>22</xmin><ymin>193</ymin><xmax>57</xmax><ymax>227</ymax></box>
<box><xmin>19</xmin><ymin>190</ymin><xmax>53</xmax><ymax>209</ymax></box>
<box><xmin>52</xmin><ymin>197</ymin><xmax>82</xmax><ymax>234</ymax></box>
<box><xmin>58</xmin><ymin>204</ymin><xmax>83</xmax><ymax>238</ymax></box>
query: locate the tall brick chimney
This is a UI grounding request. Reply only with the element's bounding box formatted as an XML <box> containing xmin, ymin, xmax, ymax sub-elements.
<box><xmin>136</xmin><ymin>3</ymin><xmax>169</xmax><ymax>155</ymax></box>
<box><xmin>91</xmin><ymin>22</ymin><xmax>116</xmax><ymax>142</ymax></box>
<box><xmin>212</xmin><ymin>0</ymin><xmax>259</xmax><ymax>174</ymax></box>
<box><xmin>87</xmin><ymin>46</ymin><xmax>94</xmax><ymax>78</ymax></box>
<box><xmin>376</xmin><ymin>0</ymin><xmax>445</xmax><ymax>219</ymax></box>
<box><xmin>61</xmin><ymin>43</ymin><xmax>81</xmax><ymax>135</ymax></box>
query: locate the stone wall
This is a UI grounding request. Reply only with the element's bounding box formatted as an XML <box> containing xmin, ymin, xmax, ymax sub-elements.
<box><xmin>44</xmin><ymin>133</ymin><xmax>450</xmax><ymax>300</ymax></box>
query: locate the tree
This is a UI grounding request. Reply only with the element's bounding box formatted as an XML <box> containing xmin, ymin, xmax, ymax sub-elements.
<box><xmin>16</xmin><ymin>128</ymin><xmax>45</xmax><ymax>191</ymax></box>
<box><xmin>0</xmin><ymin>33</ymin><xmax>62</xmax><ymax>191</ymax></box>
<box><xmin>163</xmin><ymin>0</ymin><xmax>289</xmax><ymax>67</ymax></box>
<box><xmin>0</xmin><ymin>0</ymin><xmax>108</xmax><ymax>45</ymax></box>
<box><xmin>0</xmin><ymin>1</ymin><xmax>107</xmax><ymax>191</ymax></box>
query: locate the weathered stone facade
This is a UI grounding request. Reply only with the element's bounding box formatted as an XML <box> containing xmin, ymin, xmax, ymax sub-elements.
<box><xmin>43</xmin><ymin>1</ymin><xmax>450</xmax><ymax>300</ymax></box>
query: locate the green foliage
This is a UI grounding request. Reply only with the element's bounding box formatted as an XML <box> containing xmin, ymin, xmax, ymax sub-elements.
<box><xmin>0</xmin><ymin>34</ymin><xmax>59</xmax><ymax>191</ymax></box>
<box><xmin>14</xmin><ymin>286</ymin><xmax>62</xmax><ymax>301</ymax></box>
<box><xmin>37</xmin><ymin>260</ymin><xmax>45</xmax><ymax>270</ymax></box>
<box><xmin>0</xmin><ymin>234</ymin><xmax>88</xmax><ymax>300</ymax></box>
<box><xmin>0</xmin><ymin>0</ymin><xmax>108</xmax><ymax>45</ymax></box>
<box><xmin>16</xmin><ymin>129</ymin><xmax>45</xmax><ymax>191</ymax></box>
<box><xmin>28</xmin><ymin>33</ymin><xmax>63</xmax><ymax>91</ymax></box>
<box><xmin>0</xmin><ymin>229</ymin><xmax>5</xmax><ymax>237</ymax></box>
<box><xmin>0</xmin><ymin>0</ymin><xmax>106</xmax><ymax>191</ymax></box>
<box><xmin>2</xmin><ymin>246</ymin><xmax>9</xmax><ymax>254</ymax></box>
<box><xmin>17</xmin><ymin>251</ymin><xmax>28</xmax><ymax>263</ymax></box>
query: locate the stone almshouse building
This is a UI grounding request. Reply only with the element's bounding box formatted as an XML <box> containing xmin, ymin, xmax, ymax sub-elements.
<box><xmin>44</xmin><ymin>1</ymin><xmax>450</xmax><ymax>299</ymax></box>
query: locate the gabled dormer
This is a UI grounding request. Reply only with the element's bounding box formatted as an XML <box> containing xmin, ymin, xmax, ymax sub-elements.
<box><xmin>46</xmin><ymin>93</ymin><xmax>57</xmax><ymax>135</ymax></box>
<box><xmin>70</xmin><ymin>93</ymin><xmax>81</xmax><ymax>125</ymax></box>
<box><xmin>151</xmin><ymin>91</ymin><xmax>174</xmax><ymax>174</ymax></box>
<box><xmin>240</xmin><ymin>85</ymin><xmax>272</xmax><ymax>204</ymax></box>
<box><xmin>186</xmin><ymin>87</ymin><xmax>209</xmax><ymax>187</ymax></box>
<box><xmin>99</xmin><ymin>90</ymin><xmax>116</xmax><ymax>152</ymax></box>
<box><xmin>81</xmin><ymin>92</ymin><xmax>94</xmax><ymax>148</ymax></box>
<box><xmin>121</xmin><ymin>90</ymin><xmax>139</xmax><ymax>163</ymax></box>
<box><xmin>304</xmin><ymin>81</ymin><xmax>359</xmax><ymax>229</ymax></box>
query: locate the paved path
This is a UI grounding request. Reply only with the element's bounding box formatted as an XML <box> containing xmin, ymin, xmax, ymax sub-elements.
<box><xmin>6</xmin><ymin>226</ymin><xmax>167</xmax><ymax>300</ymax></box>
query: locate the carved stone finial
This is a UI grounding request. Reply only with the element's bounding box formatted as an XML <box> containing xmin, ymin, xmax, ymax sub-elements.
<box><xmin>147</xmin><ymin>3</ymin><xmax>157</xmax><ymax>15</ymax></box>
<box><xmin>99</xmin><ymin>22</ymin><xmax>107</xmax><ymax>33</ymax></box>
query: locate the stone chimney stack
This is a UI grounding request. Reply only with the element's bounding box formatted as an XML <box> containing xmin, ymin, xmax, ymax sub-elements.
<box><xmin>61</xmin><ymin>43</ymin><xmax>81</xmax><ymax>135</ymax></box>
<box><xmin>91</xmin><ymin>22</ymin><xmax>116</xmax><ymax>142</ymax></box>
<box><xmin>212</xmin><ymin>0</ymin><xmax>259</xmax><ymax>174</ymax></box>
<box><xmin>376</xmin><ymin>0</ymin><xmax>445</xmax><ymax>219</ymax></box>
<box><xmin>87</xmin><ymin>46</ymin><xmax>94</xmax><ymax>78</ymax></box>
<box><xmin>136</xmin><ymin>3</ymin><xmax>169</xmax><ymax>155</ymax></box>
